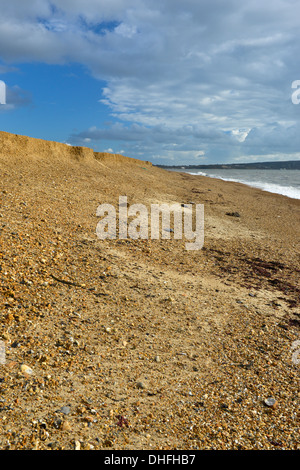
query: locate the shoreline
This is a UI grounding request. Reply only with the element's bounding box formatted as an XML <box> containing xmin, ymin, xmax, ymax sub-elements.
<box><xmin>0</xmin><ymin>136</ymin><xmax>299</xmax><ymax>450</ymax></box>
<box><xmin>167</xmin><ymin>168</ymin><xmax>300</xmax><ymax>201</ymax></box>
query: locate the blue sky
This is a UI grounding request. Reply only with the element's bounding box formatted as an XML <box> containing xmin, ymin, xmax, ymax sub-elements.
<box><xmin>1</xmin><ymin>0</ymin><xmax>300</xmax><ymax>165</ymax></box>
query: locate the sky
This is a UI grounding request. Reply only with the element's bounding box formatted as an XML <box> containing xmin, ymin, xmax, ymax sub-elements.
<box><xmin>1</xmin><ymin>0</ymin><xmax>300</xmax><ymax>165</ymax></box>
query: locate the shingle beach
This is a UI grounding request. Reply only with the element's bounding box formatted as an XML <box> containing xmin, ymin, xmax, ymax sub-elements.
<box><xmin>0</xmin><ymin>131</ymin><xmax>299</xmax><ymax>450</ymax></box>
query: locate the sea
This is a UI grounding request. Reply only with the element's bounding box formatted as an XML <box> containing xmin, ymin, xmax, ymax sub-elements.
<box><xmin>178</xmin><ymin>168</ymin><xmax>300</xmax><ymax>201</ymax></box>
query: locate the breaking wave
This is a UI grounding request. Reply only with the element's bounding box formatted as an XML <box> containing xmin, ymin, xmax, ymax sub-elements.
<box><xmin>187</xmin><ymin>170</ymin><xmax>300</xmax><ymax>200</ymax></box>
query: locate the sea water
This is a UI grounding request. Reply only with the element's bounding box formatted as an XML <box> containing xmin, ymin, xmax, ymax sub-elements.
<box><xmin>184</xmin><ymin>168</ymin><xmax>300</xmax><ymax>200</ymax></box>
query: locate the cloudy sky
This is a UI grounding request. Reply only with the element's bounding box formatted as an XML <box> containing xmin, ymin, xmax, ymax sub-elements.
<box><xmin>0</xmin><ymin>0</ymin><xmax>300</xmax><ymax>165</ymax></box>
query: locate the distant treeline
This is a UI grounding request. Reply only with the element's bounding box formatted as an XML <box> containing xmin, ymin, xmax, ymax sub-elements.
<box><xmin>156</xmin><ymin>160</ymin><xmax>300</xmax><ymax>170</ymax></box>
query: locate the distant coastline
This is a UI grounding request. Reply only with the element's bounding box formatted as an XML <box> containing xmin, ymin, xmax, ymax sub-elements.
<box><xmin>156</xmin><ymin>160</ymin><xmax>300</xmax><ymax>170</ymax></box>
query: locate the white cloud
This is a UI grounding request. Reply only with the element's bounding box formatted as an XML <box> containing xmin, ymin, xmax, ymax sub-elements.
<box><xmin>231</xmin><ymin>129</ymin><xmax>251</xmax><ymax>142</ymax></box>
<box><xmin>114</xmin><ymin>23</ymin><xmax>137</xmax><ymax>38</ymax></box>
<box><xmin>234</xmin><ymin>152</ymin><xmax>300</xmax><ymax>163</ymax></box>
<box><xmin>1</xmin><ymin>0</ymin><xmax>300</xmax><ymax>162</ymax></box>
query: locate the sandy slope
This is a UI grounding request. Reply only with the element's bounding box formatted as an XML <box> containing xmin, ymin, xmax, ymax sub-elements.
<box><xmin>0</xmin><ymin>131</ymin><xmax>299</xmax><ymax>450</ymax></box>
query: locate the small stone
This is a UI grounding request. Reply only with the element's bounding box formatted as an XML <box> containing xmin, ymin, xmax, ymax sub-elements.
<box><xmin>1</xmin><ymin>332</ymin><xmax>10</xmax><ymax>341</ymax></box>
<box><xmin>32</xmin><ymin>439</ymin><xmax>39</xmax><ymax>450</ymax></box>
<box><xmin>264</xmin><ymin>397</ymin><xmax>277</xmax><ymax>407</ymax></box>
<box><xmin>53</xmin><ymin>418</ymin><xmax>62</xmax><ymax>429</ymax></box>
<box><xmin>61</xmin><ymin>420</ymin><xmax>72</xmax><ymax>431</ymax></box>
<box><xmin>154</xmin><ymin>355</ymin><xmax>160</xmax><ymax>362</ymax></box>
<box><xmin>84</xmin><ymin>443</ymin><xmax>94</xmax><ymax>450</ymax></box>
<box><xmin>20</xmin><ymin>364</ymin><xmax>34</xmax><ymax>376</ymax></box>
<box><xmin>59</xmin><ymin>405</ymin><xmax>71</xmax><ymax>415</ymax></box>
<box><xmin>226</xmin><ymin>211</ymin><xmax>240</xmax><ymax>217</ymax></box>
<box><xmin>137</xmin><ymin>381</ymin><xmax>146</xmax><ymax>389</ymax></box>
<box><xmin>47</xmin><ymin>441</ymin><xmax>59</xmax><ymax>449</ymax></box>
<box><xmin>74</xmin><ymin>440</ymin><xmax>81</xmax><ymax>450</ymax></box>
<box><xmin>83</xmin><ymin>415</ymin><xmax>94</xmax><ymax>423</ymax></box>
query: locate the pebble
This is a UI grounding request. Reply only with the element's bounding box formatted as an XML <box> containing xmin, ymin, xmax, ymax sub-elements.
<box><xmin>74</xmin><ymin>440</ymin><xmax>81</xmax><ymax>450</ymax></box>
<box><xmin>20</xmin><ymin>364</ymin><xmax>34</xmax><ymax>376</ymax></box>
<box><xmin>61</xmin><ymin>420</ymin><xmax>72</xmax><ymax>431</ymax></box>
<box><xmin>137</xmin><ymin>381</ymin><xmax>146</xmax><ymax>389</ymax></box>
<box><xmin>264</xmin><ymin>397</ymin><xmax>277</xmax><ymax>407</ymax></box>
<box><xmin>59</xmin><ymin>406</ymin><xmax>71</xmax><ymax>415</ymax></box>
<box><xmin>226</xmin><ymin>211</ymin><xmax>240</xmax><ymax>217</ymax></box>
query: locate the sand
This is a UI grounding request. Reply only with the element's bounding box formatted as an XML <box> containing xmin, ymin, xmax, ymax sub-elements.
<box><xmin>0</xmin><ymin>130</ymin><xmax>299</xmax><ymax>450</ymax></box>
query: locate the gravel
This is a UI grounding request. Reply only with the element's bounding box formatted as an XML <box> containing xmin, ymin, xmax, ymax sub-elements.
<box><xmin>0</xmin><ymin>137</ymin><xmax>299</xmax><ymax>450</ymax></box>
